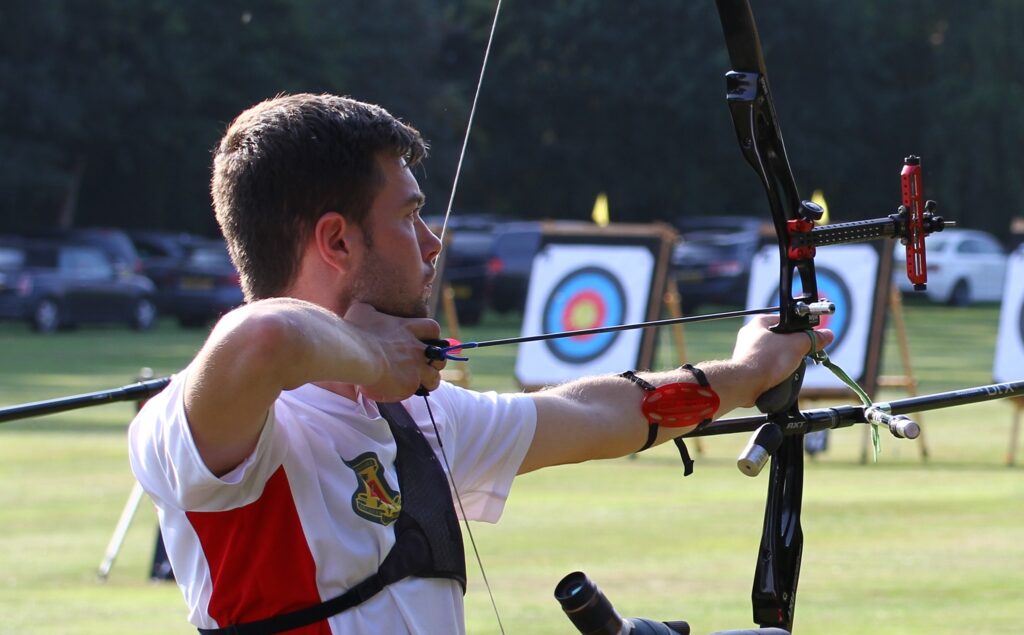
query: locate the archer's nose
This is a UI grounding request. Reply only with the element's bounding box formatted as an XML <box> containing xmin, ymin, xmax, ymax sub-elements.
<box><xmin>419</xmin><ymin>220</ymin><xmax>442</xmax><ymax>264</ymax></box>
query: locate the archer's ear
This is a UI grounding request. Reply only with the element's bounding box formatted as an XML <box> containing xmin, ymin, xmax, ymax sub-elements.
<box><xmin>312</xmin><ymin>212</ymin><xmax>356</xmax><ymax>273</ymax></box>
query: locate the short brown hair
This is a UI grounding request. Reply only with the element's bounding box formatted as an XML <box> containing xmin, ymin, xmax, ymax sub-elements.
<box><xmin>211</xmin><ymin>94</ymin><xmax>427</xmax><ymax>301</ymax></box>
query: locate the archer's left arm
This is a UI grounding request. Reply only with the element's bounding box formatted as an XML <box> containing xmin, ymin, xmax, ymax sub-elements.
<box><xmin>518</xmin><ymin>316</ymin><xmax>831</xmax><ymax>474</ymax></box>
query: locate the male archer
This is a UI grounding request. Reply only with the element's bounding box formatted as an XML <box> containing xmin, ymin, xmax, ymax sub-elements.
<box><xmin>128</xmin><ymin>93</ymin><xmax>830</xmax><ymax>634</ymax></box>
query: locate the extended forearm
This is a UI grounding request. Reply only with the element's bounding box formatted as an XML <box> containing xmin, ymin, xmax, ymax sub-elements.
<box><xmin>522</xmin><ymin>361</ymin><xmax>763</xmax><ymax>473</ymax></box>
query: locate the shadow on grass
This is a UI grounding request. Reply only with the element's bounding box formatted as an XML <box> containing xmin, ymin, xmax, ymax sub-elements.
<box><xmin>625</xmin><ymin>447</ymin><xmax>1019</xmax><ymax>472</ymax></box>
<box><xmin>0</xmin><ymin>414</ymin><xmax>135</xmax><ymax>436</ymax></box>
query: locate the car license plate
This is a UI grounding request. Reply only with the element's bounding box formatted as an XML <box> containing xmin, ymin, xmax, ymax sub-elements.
<box><xmin>181</xmin><ymin>276</ymin><xmax>214</xmax><ymax>290</ymax></box>
<box><xmin>452</xmin><ymin>284</ymin><xmax>473</xmax><ymax>300</ymax></box>
<box><xmin>677</xmin><ymin>270</ymin><xmax>704</xmax><ymax>283</ymax></box>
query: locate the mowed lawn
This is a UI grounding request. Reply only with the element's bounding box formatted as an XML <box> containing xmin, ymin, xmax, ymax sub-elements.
<box><xmin>0</xmin><ymin>301</ymin><xmax>1020</xmax><ymax>635</ymax></box>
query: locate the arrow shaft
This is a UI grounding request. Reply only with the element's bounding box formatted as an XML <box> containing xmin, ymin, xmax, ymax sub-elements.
<box><xmin>448</xmin><ymin>305</ymin><xmax>781</xmax><ymax>353</ymax></box>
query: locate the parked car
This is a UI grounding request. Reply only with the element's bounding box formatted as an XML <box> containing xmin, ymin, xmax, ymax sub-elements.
<box><xmin>436</xmin><ymin>229</ymin><xmax>494</xmax><ymax>326</ymax></box>
<box><xmin>893</xmin><ymin>228</ymin><xmax>1008</xmax><ymax>305</ymax></box>
<box><xmin>427</xmin><ymin>213</ymin><xmax>505</xmax><ymax>326</ymax></box>
<box><xmin>485</xmin><ymin>222</ymin><xmax>542</xmax><ymax>314</ymax></box>
<box><xmin>670</xmin><ymin>215</ymin><xmax>768</xmax><ymax>311</ymax></box>
<box><xmin>0</xmin><ymin>239</ymin><xmax>157</xmax><ymax>332</ymax></box>
<box><xmin>128</xmin><ymin>231</ymin><xmax>244</xmax><ymax>328</ymax></box>
<box><xmin>23</xmin><ymin>227</ymin><xmax>144</xmax><ymax>277</ymax></box>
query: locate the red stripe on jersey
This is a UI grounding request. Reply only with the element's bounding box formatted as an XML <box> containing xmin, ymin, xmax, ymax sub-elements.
<box><xmin>187</xmin><ymin>466</ymin><xmax>330</xmax><ymax>633</ymax></box>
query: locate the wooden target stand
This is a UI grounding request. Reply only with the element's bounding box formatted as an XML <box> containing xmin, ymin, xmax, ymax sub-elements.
<box><xmin>660</xmin><ymin>273</ymin><xmax>705</xmax><ymax>454</ymax></box>
<box><xmin>862</xmin><ymin>285</ymin><xmax>930</xmax><ymax>463</ymax></box>
<box><xmin>995</xmin><ymin>241</ymin><xmax>1024</xmax><ymax>467</ymax></box>
<box><xmin>435</xmin><ymin>282</ymin><xmax>472</xmax><ymax>388</ymax></box>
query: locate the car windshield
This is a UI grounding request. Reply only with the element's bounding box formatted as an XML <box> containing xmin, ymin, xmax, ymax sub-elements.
<box><xmin>448</xmin><ymin>232</ymin><xmax>495</xmax><ymax>258</ymax></box>
<box><xmin>0</xmin><ymin>247</ymin><xmax>24</xmax><ymax>270</ymax></box>
<box><xmin>678</xmin><ymin>218</ymin><xmax>762</xmax><ymax>244</ymax></box>
<box><xmin>186</xmin><ymin>245</ymin><xmax>232</xmax><ymax>268</ymax></box>
<box><xmin>686</xmin><ymin>231</ymin><xmax>751</xmax><ymax>247</ymax></box>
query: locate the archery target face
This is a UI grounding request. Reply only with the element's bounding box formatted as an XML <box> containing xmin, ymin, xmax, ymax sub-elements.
<box><xmin>542</xmin><ymin>266</ymin><xmax>627</xmax><ymax>363</ymax></box>
<box><xmin>993</xmin><ymin>248</ymin><xmax>1024</xmax><ymax>382</ymax></box>
<box><xmin>746</xmin><ymin>244</ymin><xmax>879</xmax><ymax>389</ymax></box>
<box><xmin>516</xmin><ymin>244</ymin><xmax>655</xmax><ymax>386</ymax></box>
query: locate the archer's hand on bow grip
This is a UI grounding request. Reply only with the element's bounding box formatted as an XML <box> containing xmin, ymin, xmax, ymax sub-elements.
<box><xmin>754</xmin><ymin>358</ymin><xmax>806</xmax><ymax>414</ymax></box>
<box><xmin>753</xmin><ymin>326</ymin><xmax>832</xmax><ymax>414</ymax></box>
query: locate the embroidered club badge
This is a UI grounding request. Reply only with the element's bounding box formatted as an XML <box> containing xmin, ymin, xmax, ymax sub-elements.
<box><xmin>343</xmin><ymin>452</ymin><xmax>402</xmax><ymax>526</ymax></box>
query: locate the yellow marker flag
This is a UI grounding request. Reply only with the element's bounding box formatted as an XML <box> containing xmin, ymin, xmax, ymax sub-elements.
<box><xmin>811</xmin><ymin>189</ymin><xmax>830</xmax><ymax>225</ymax></box>
<box><xmin>591</xmin><ymin>192</ymin><xmax>610</xmax><ymax>227</ymax></box>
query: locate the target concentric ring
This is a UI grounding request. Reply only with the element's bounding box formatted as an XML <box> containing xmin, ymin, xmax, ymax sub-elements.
<box><xmin>542</xmin><ymin>266</ymin><xmax>627</xmax><ymax>364</ymax></box>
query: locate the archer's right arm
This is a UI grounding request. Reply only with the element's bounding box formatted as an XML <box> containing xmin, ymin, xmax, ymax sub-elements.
<box><xmin>183</xmin><ymin>298</ymin><xmax>441</xmax><ymax>476</ymax></box>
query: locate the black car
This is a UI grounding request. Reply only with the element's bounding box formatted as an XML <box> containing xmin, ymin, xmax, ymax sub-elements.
<box><xmin>129</xmin><ymin>231</ymin><xmax>244</xmax><ymax>328</ymax></box>
<box><xmin>427</xmin><ymin>214</ymin><xmax>506</xmax><ymax>326</ymax></box>
<box><xmin>485</xmin><ymin>222</ymin><xmax>542</xmax><ymax>314</ymax></box>
<box><xmin>670</xmin><ymin>216</ymin><xmax>768</xmax><ymax>311</ymax></box>
<box><xmin>0</xmin><ymin>239</ymin><xmax>157</xmax><ymax>332</ymax></box>
<box><xmin>23</xmin><ymin>227</ymin><xmax>144</xmax><ymax>277</ymax></box>
<box><xmin>435</xmin><ymin>229</ymin><xmax>495</xmax><ymax>326</ymax></box>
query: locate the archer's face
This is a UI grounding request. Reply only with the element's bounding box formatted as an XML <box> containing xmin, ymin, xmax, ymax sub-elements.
<box><xmin>344</xmin><ymin>154</ymin><xmax>441</xmax><ymax>318</ymax></box>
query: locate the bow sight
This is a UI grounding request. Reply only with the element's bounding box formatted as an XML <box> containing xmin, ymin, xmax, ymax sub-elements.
<box><xmin>784</xmin><ymin>156</ymin><xmax>952</xmax><ymax>276</ymax></box>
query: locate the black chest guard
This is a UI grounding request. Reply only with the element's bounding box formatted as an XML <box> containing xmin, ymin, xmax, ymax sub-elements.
<box><xmin>198</xmin><ymin>401</ymin><xmax>467</xmax><ymax>635</ymax></box>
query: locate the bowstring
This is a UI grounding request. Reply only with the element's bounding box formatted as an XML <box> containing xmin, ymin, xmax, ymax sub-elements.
<box><xmin>426</xmin><ymin>2</ymin><xmax>507</xmax><ymax>633</ymax></box>
<box><xmin>421</xmin><ymin>395</ymin><xmax>506</xmax><ymax>635</ymax></box>
<box><xmin>435</xmin><ymin>0</ymin><xmax>504</xmax><ymax>254</ymax></box>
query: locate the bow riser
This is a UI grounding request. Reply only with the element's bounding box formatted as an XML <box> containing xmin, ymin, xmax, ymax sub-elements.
<box><xmin>716</xmin><ymin>0</ymin><xmax>813</xmax><ymax>630</ymax></box>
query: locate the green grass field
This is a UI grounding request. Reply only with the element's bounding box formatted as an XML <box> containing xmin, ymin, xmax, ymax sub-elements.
<box><xmin>0</xmin><ymin>303</ymin><xmax>1021</xmax><ymax>634</ymax></box>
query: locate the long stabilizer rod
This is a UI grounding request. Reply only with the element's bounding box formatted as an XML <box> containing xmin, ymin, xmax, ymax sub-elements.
<box><xmin>0</xmin><ymin>376</ymin><xmax>172</xmax><ymax>424</ymax></box>
<box><xmin>687</xmin><ymin>379</ymin><xmax>1024</xmax><ymax>438</ymax></box>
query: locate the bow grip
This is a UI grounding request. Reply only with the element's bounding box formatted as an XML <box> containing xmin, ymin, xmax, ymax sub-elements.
<box><xmin>754</xmin><ymin>359</ymin><xmax>806</xmax><ymax>414</ymax></box>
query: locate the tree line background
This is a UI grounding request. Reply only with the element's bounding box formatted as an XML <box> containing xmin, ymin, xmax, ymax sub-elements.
<box><xmin>1</xmin><ymin>0</ymin><xmax>1022</xmax><ymax>241</ymax></box>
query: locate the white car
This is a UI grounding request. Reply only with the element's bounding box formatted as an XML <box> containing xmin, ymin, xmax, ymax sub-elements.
<box><xmin>893</xmin><ymin>228</ymin><xmax>1008</xmax><ymax>305</ymax></box>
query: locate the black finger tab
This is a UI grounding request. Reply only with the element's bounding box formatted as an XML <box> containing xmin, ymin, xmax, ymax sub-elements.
<box><xmin>422</xmin><ymin>338</ymin><xmax>451</xmax><ymax>362</ymax></box>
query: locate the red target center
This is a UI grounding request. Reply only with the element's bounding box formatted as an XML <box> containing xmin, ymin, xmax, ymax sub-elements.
<box><xmin>561</xmin><ymin>290</ymin><xmax>607</xmax><ymax>341</ymax></box>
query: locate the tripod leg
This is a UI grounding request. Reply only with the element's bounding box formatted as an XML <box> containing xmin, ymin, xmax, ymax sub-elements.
<box><xmin>97</xmin><ymin>481</ymin><xmax>146</xmax><ymax>581</ymax></box>
<box><xmin>1008</xmin><ymin>399</ymin><xmax>1022</xmax><ymax>467</ymax></box>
